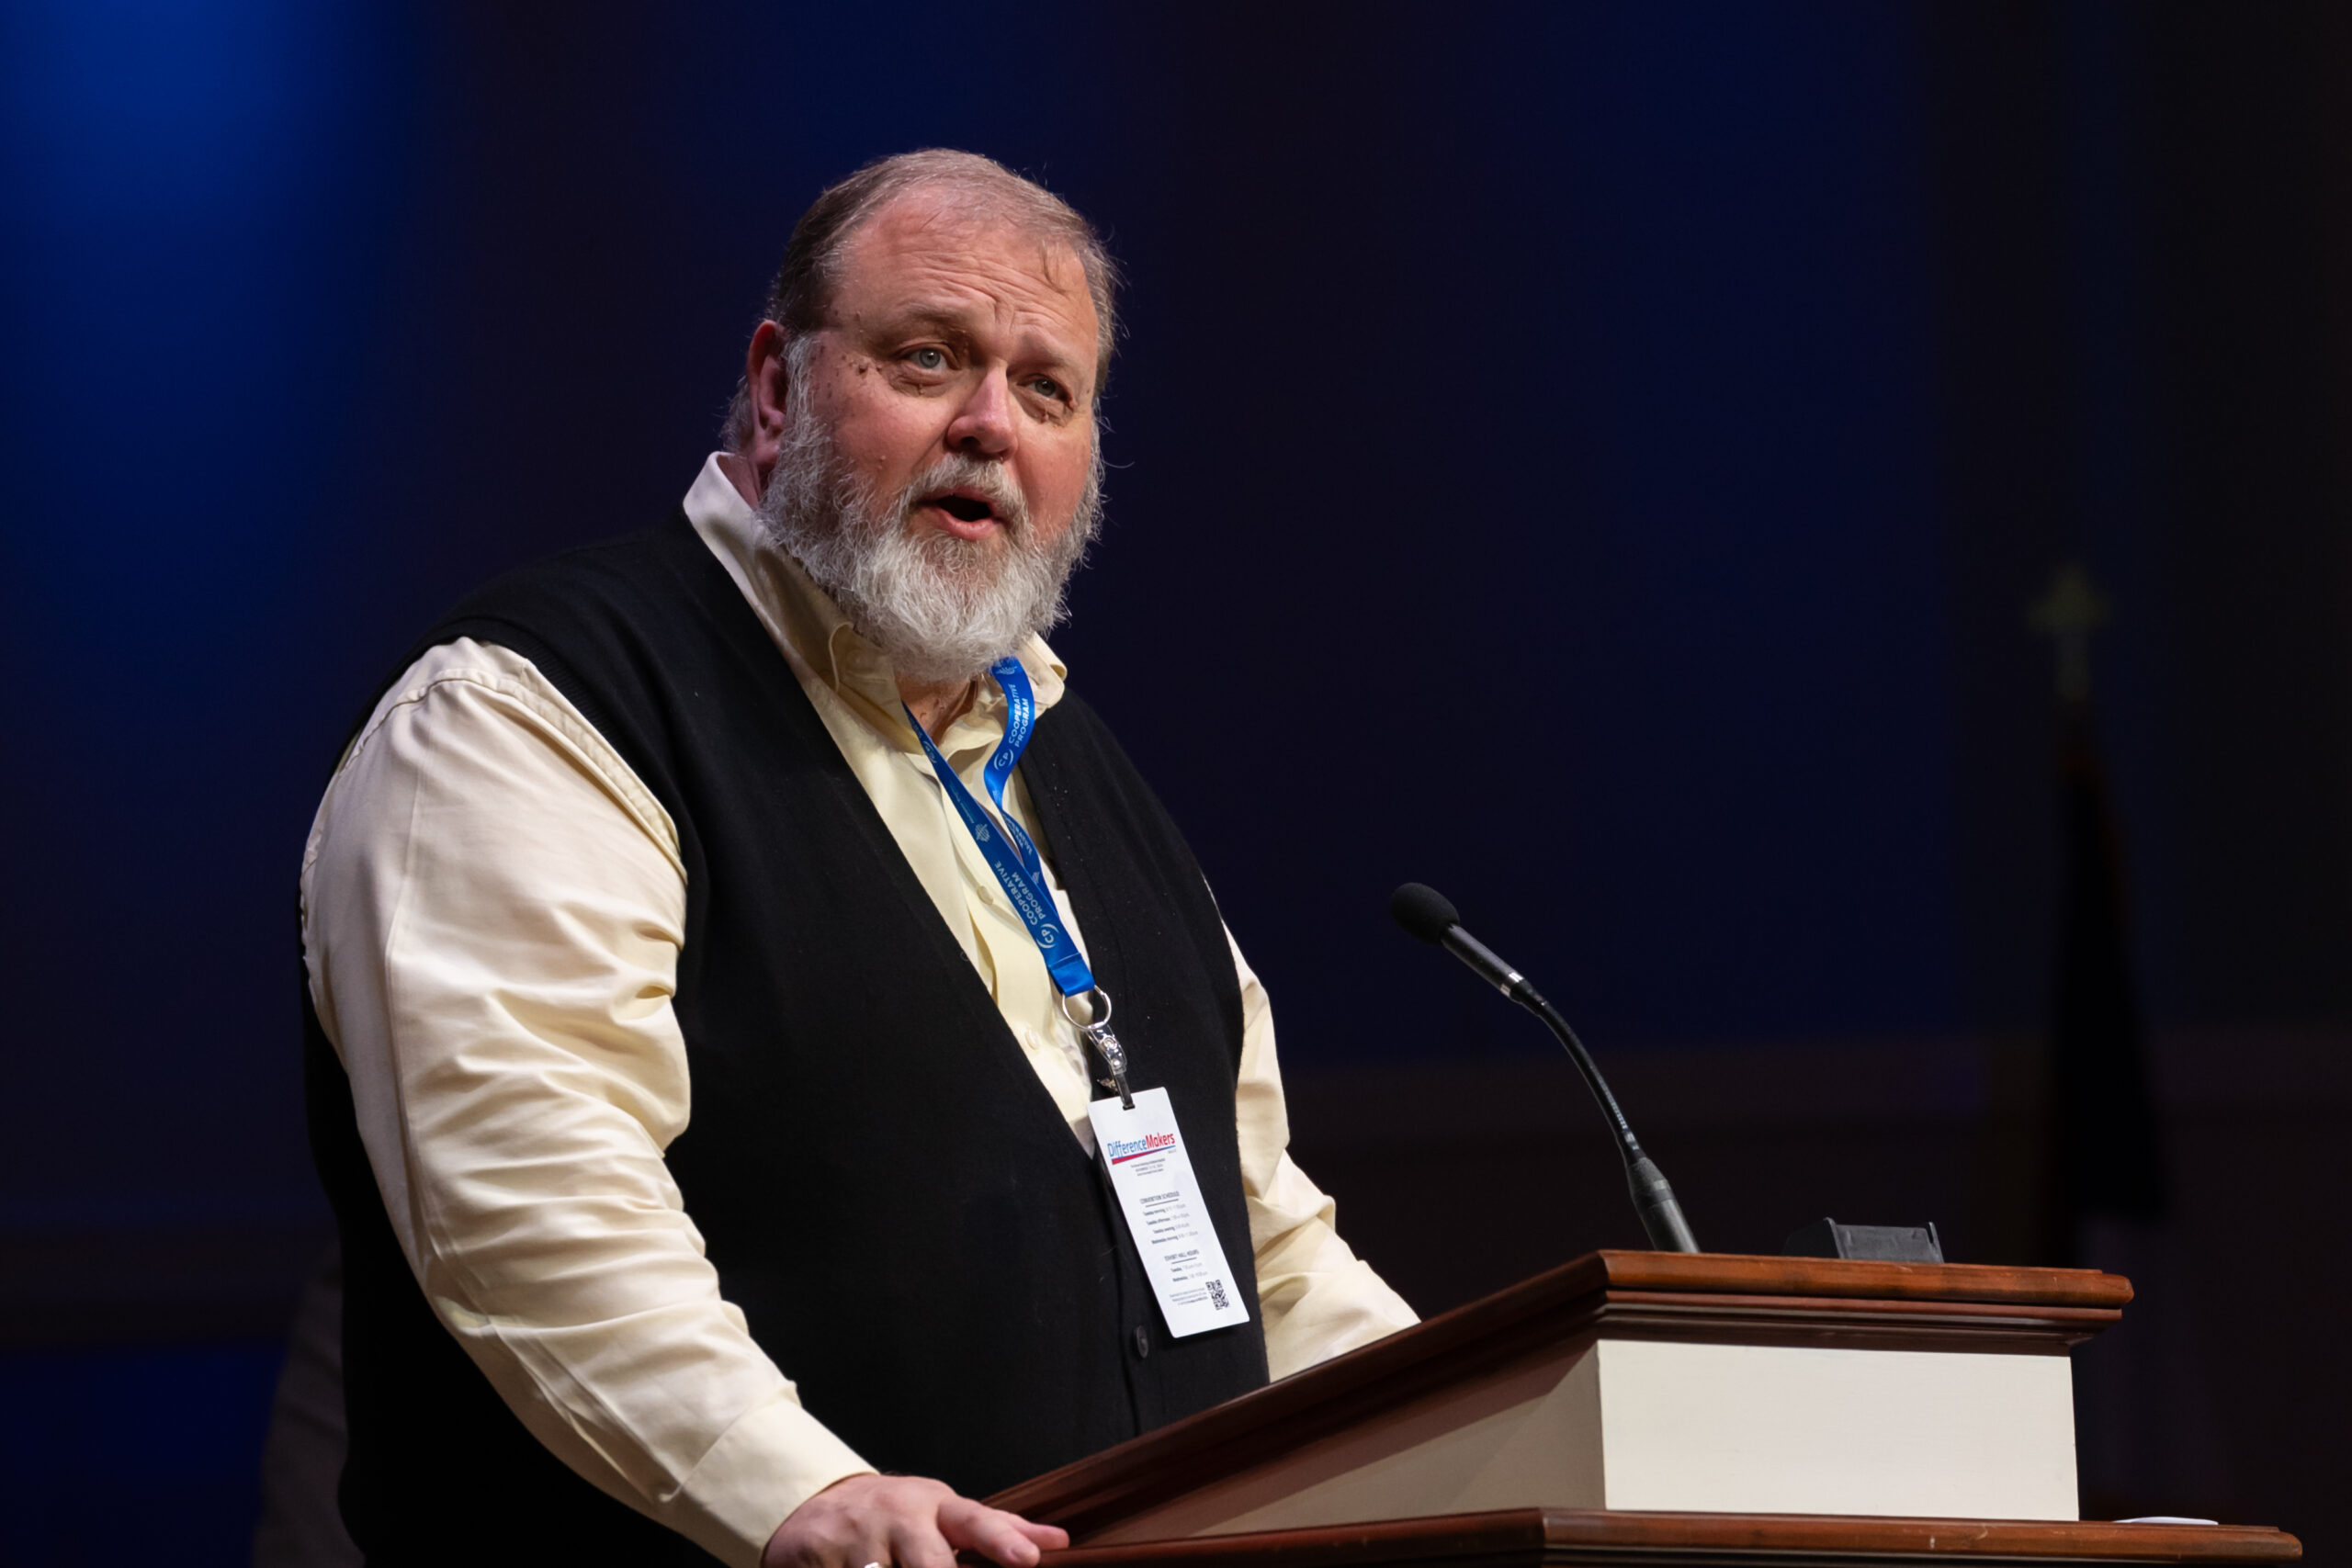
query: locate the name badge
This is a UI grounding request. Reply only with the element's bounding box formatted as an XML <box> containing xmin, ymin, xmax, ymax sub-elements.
<box><xmin>1087</xmin><ymin>1088</ymin><xmax>1251</xmax><ymax>1337</ymax></box>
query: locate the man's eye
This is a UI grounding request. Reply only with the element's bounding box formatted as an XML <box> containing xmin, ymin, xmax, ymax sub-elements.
<box><xmin>1026</xmin><ymin>377</ymin><xmax>1067</xmax><ymax>402</ymax></box>
<box><xmin>910</xmin><ymin>347</ymin><xmax>947</xmax><ymax>370</ymax></box>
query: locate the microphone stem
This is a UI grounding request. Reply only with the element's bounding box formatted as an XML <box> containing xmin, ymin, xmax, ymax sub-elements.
<box><xmin>1517</xmin><ymin>987</ymin><xmax>1640</xmax><ymax>1154</ymax></box>
<box><xmin>1408</xmin><ymin>897</ymin><xmax>1702</xmax><ymax>1254</ymax></box>
<box><xmin>1515</xmin><ymin>987</ymin><xmax>1702</xmax><ymax>1255</ymax></box>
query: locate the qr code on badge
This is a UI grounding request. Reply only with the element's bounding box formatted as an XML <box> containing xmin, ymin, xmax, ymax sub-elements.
<box><xmin>1204</xmin><ymin>1278</ymin><xmax>1229</xmax><ymax>1311</ymax></box>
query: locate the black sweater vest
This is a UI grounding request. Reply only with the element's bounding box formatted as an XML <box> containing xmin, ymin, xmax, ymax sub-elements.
<box><xmin>304</xmin><ymin>513</ymin><xmax>1269</xmax><ymax>1565</ymax></box>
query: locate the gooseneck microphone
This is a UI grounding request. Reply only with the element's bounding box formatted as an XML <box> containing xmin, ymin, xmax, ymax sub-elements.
<box><xmin>1390</xmin><ymin>883</ymin><xmax>1701</xmax><ymax>1254</ymax></box>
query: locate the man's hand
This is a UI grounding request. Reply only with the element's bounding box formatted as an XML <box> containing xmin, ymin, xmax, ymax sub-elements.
<box><xmin>762</xmin><ymin>1473</ymin><xmax>1069</xmax><ymax>1568</ymax></box>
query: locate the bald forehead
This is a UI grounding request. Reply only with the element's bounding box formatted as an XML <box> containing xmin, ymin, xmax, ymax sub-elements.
<box><xmin>844</xmin><ymin>187</ymin><xmax>1086</xmax><ymax>274</ymax></box>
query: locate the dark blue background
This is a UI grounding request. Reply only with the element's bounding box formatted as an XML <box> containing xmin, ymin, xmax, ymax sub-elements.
<box><xmin>5</xmin><ymin>2</ymin><xmax>2347</xmax><ymax>1562</ymax></box>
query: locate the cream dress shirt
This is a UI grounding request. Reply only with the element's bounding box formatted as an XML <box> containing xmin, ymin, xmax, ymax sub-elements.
<box><xmin>300</xmin><ymin>455</ymin><xmax>1417</xmax><ymax>1567</ymax></box>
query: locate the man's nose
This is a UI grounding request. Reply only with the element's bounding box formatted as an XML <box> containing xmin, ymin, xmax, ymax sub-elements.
<box><xmin>943</xmin><ymin>369</ymin><xmax>1016</xmax><ymax>458</ymax></box>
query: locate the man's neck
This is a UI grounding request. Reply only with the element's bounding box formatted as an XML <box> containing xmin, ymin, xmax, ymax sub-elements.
<box><xmin>900</xmin><ymin>675</ymin><xmax>978</xmax><ymax>742</ymax></box>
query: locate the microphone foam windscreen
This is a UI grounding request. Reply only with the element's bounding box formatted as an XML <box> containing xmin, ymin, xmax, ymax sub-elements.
<box><xmin>1390</xmin><ymin>883</ymin><xmax>1461</xmax><ymax>944</ymax></box>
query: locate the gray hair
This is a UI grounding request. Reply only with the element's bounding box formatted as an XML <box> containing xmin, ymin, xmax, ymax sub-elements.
<box><xmin>722</xmin><ymin>150</ymin><xmax>1120</xmax><ymax>452</ymax></box>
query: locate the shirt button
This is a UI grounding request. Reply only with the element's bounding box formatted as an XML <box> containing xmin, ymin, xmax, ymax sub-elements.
<box><xmin>1132</xmin><ymin>1325</ymin><xmax>1150</xmax><ymax>1359</ymax></box>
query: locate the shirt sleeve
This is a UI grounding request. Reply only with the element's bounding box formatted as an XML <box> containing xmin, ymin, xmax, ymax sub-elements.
<box><xmin>300</xmin><ymin>638</ymin><xmax>873</xmax><ymax>1568</ymax></box>
<box><xmin>1227</xmin><ymin>927</ymin><xmax>1419</xmax><ymax>1380</ymax></box>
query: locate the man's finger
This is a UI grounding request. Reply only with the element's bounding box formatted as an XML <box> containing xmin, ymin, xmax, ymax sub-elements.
<box><xmin>884</xmin><ymin>1513</ymin><xmax>960</xmax><ymax>1568</ymax></box>
<box><xmin>1012</xmin><ymin>1518</ymin><xmax>1070</xmax><ymax>1551</ymax></box>
<box><xmin>936</xmin><ymin>1499</ymin><xmax>1063</xmax><ymax>1568</ymax></box>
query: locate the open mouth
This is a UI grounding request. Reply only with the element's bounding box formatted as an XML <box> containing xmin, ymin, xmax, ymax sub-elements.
<box><xmin>932</xmin><ymin>493</ymin><xmax>995</xmax><ymax>525</ymax></box>
<box><xmin>918</xmin><ymin>488</ymin><xmax>1012</xmax><ymax>541</ymax></box>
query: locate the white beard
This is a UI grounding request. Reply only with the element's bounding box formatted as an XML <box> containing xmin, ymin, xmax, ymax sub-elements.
<box><xmin>757</xmin><ymin>378</ymin><xmax>1102</xmax><ymax>684</ymax></box>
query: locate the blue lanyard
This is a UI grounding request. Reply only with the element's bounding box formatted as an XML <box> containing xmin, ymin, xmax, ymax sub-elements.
<box><xmin>906</xmin><ymin>658</ymin><xmax>1098</xmax><ymax>999</ymax></box>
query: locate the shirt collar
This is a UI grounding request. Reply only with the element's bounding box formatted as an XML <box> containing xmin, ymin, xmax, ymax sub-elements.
<box><xmin>682</xmin><ymin>452</ymin><xmax>1069</xmax><ymax>754</ymax></box>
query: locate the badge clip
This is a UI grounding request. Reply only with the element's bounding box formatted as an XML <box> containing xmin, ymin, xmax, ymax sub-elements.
<box><xmin>1064</xmin><ymin>987</ymin><xmax>1134</xmax><ymax>1110</ymax></box>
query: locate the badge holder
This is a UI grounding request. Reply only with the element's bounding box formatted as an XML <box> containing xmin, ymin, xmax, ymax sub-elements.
<box><xmin>1075</xmin><ymin>998</ymin><xmax>1250</xmax><ymax>1337</ymax></box>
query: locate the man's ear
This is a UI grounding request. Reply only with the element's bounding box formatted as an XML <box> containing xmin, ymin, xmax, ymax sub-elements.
<box><xmin>743</xmin><ymin>320</ymin><xmax>793</xmax><ymax>479</ymax></box>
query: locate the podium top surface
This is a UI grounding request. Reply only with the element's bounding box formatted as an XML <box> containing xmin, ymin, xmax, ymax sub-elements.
<box><xmin>1042</xmin><ymin>1508</ymin><xmax>2300</xmax><ymax>1566</ymax></box>
<box><xmin>993</xmin><ymin>1251</ymin><xmax>2132</xmax><ymax>1539</ymax></box>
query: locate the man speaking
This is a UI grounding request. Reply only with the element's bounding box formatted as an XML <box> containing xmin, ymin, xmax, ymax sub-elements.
<box><xmin>300</xmin><ymin>150</ymin><xmax>1416</xmax><ymax>1568</ymax></box>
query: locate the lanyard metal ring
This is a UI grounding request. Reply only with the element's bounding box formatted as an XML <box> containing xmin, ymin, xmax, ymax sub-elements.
<box><xmin>1061</xmin><ymin>987</ymin><xmax>1132</xmax><ymax>1108</ymax></box>
<box><xmin>1058</xmin><ymin>987</ymin><xmax>1111</xmax><ymax>1032</ymax></box>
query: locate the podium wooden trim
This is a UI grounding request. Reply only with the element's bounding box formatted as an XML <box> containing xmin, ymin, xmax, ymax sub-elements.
<box><xmin>991</xmin><ymin>1252</ymin><xmax>2299</xmax><ymax>1562</ymax></box>
<box><xmin>1043</xmin><ymin>1507</ymin><xmax>2301</xmax><ymax>1566</ymax></box>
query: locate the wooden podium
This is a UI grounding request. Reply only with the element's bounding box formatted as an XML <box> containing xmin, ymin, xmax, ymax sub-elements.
<box><xmin>991</xmin><ymin>1252</ymin><xmax>2300</xmax><ymax>1565</ymax></box>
